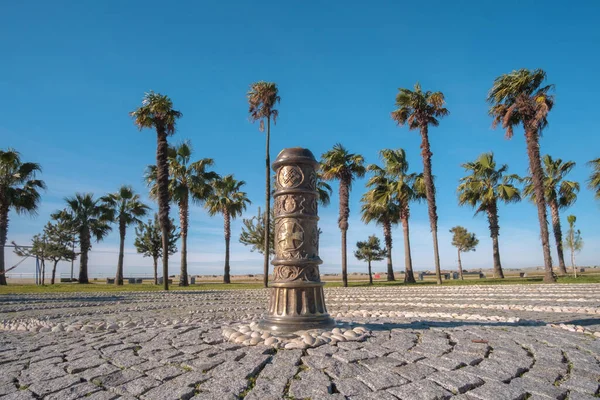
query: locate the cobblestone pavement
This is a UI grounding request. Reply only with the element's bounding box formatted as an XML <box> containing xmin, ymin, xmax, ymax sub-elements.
<box><xmin>1</xmin><ymin>284</ymin><xmax>599</xmax><ymax>399</ymax></box>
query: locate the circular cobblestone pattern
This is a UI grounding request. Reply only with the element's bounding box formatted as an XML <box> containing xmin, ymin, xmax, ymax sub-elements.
<box><xmin>1</xmin><ymin>284</ymin><xmax>599</xmax><ymax>399</ymax></box>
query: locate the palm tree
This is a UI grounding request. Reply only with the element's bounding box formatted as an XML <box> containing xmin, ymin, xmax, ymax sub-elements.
<box><xmin>488</xmin><ymin>69</ymin><xmax>556</xmax><ymax>283</ymax></box>
<box><xmin>248</xmin><ymin>81</ymin><xmax>280</xmax><ymax>288</ymax></box>
<box><xmin>205</xmin><ymin>175</ymin><xmax>251</xmax><ymax>284</ymax></box>
<box><xmin>457</xmin><ymin>153</ymin><xmax>521</xmax><ymax>279</ymax></box>
<box><xmin>130</xmin><ymin>92</ymin><xmax>182</xmax><ymax>290</ymax></box>
<box><xmin>391</xmin><ymin>83</ymin><xmax>449</xmax><ymax>285</ymax></box>
<box><xmin>53</xmin><ymin>193</ymin><xmax>112</xmax><ymax>284</ymax></box>
<box><xmin>321</xmin><ymin>144</ymin><xmax>366</xmax><ymax>287</ymax></box>
<box><xmin>146</xmin><ymin>141</ymin><xmax>218</xmax><ymax>286</ymax></box>
<box><xmin>316</xmin><ymin>172</ymin><xmax>333</xmax><ymax>207</ymax></box>
<box><xmin>587</xmin><ymin>158</ymin><xmax>600</xmax><ymax>201</ymax></box>
<box><xmin>523</xmin><ymin>155</ymin><xmax>579</xmax><ymax>275</ymax></box>
<box><xmin>367</xmin><ymin>149</ymin><xmax>425</xmax><ymax>284</ymax></box>
<box><xmin>0</xmin><ymin>149</ymin><xmax>46</xmax><ymax>285</ymax></box>
<box><xmin>102</xmin><ymin>186</ymin><xmax>150</xmax><ymax>285</ymax></box>
<box><xmin>564</xmin><ymin>215</ymin><xmax>583</xmax><ymax>277</ymax></box>
<box><xmin>360</xmin><ymin>183</ymin><xmax>400</xmax><ymax>281</ymax></box>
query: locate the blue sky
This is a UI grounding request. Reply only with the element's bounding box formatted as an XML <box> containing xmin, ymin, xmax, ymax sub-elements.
<box><xmin>2</xmin><ymin>1</ymin><xmax>599</xmax><ymax>278</ymax></box>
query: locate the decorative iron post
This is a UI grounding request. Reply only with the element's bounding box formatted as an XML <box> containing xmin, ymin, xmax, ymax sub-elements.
<box><xmin>259</xmin><ymin>147</ymin><xmax>335</xmax><ymax>332</ymax></box>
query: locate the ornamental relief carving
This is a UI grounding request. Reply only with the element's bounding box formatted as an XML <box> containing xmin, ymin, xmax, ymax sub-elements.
<box><xmin>273</xmin><ymin>265</ymin><xmax>320</xmax><ymax>282</ymax></box>
<box><xmin>277</xmin><ymin>165</ymin><xmax>304</xmax><ymax>189</ymax></box>
<box><xmin>276</xmin><ymin>218</ymin><xmax>304</xmax><ymax>258</ymax></box>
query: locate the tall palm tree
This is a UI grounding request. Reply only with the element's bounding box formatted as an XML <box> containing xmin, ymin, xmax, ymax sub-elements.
<box><xmin>587</xmin><ymin>158</ymin><xmax>600</xmax><ymax>201</ymax></box>
<box><xmin>248</xmin><ymin>81</ymin><xmax>280</xmax><ymax>288</ymax></box>
<box><xmin>146</xmin><ymin>141</ymin><xmax>218</xmax><ymax>286</ymax></box>
<box><xmin>205</xmin><ymin>175</ymin><xmax>251</xmax><ymax>284</ymax></box>
<box><xmin>321</xmin><ymin>144</ymin><xmax>366</xmax><ymax>287</ymax></box>
<box><xmin>523</xmin><ymin>155</ymin><xmax>579</xmax><ymax>275</ymax></box>
<box><xmin>488</xmin><ymin>69</ymin><xmax>556</xmax><ymax>283</ymax></box>
<box><xmin>0</xmin><ymin>149</ymin><xmax>45</xmax><ymax>285</ymax></box>
<box><xmin>367</xmin><ymin>149</ymin><xmax>426</xmax><ymax>284</ymax></box>
<box><xmin>130</xmin><ymin>91</ymin><xmax>182</xmax><ymax>290</ymax></box>
<box><xmin>102</xmin><ymin>186</ymin><xmax>150</xmax><ymax>285</ymax></box>
<box><xmin>457</xmin><ymin>153</ymin><xmax>521</xmax><ymax>279</ymax></box>
<box><xmin>53</xmin><ymin>193</ymin><xmax>112</xmax><ymax>284</ymax></box>
<box><xmin>360</xmin><ymin>181</ymin><xmax>400</xmax><ymax>281</ymax></box>
<box><xmin>391</xmin><ymin>83</ymin><xmax>449</xmax><ymax>285</ymax></box>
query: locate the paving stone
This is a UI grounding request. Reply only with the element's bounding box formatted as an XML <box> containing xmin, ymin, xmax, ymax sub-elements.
<box><xmin>259</xmin><ymin>349</ymin><xmax>301</xmax><ymax>380</ymax></box>
<box><xmin>79</xmin><ymin>363</ymin><xmax>121</xmax><ymax>381</ymax></box>
<box><xmin>83</xmin><ymin>390</ymin><xmax>121</xmax><ymax>400</ymax></box>
<box><xmin>395</xmin><ymin>363</ymin><xmax>438</xmax><ymax>381</ymax></box>
<box><xmin>427</xmin><ymin>369</ymin><xmax>485</xmax><ymax>394</ymax></box>
<box><xmin>325</xmin><ymin>360</ymin><xmax>370</xmax><ymax>380</ymax></box>
<box><xmin>465</xmin><ymin>380</ymin><xmax>527</xmax><ymax>400</ymax></box>
<box><xmin>349</xmin><ymin>391</ymin><xmax>398</xmax><ymax>400</ymax></box>
<box><xmin>559</xmin><ymin>375</ymin><xmax>599</xmax><ymax>395</ymax></box>
<box><xmin>357</xmin><ymin>369</ymin><xmax>409</xmax><ymax>391</ymax></box>
<box><xmin>288</xmin><ymin>369</ymin><xmax>332</xmax><ymax>398</ymax></box>
<box><xmin>387</xmin><ymin>379</ymin><xmax>453</xmax><ymax>399</ymax></box>
<box><xmin>359</xmin><ymin>356</ymin><xmax>405</xmax><ymax>371</ymax></box>
<box><xmin>508</xmin><ymin>377</ymin><xmax>568</xmax><ymax>399</ymax></box>
<box><xmin>112</xmin><ymin>376</ymin><xmax>162</xmax><ymax>397</ymax></box>
<box><xmin>65</xmin><ymin>356</ymin><xmax>105</xmax><ymax>373</ymax></box>
<box><xmin>197</xmin><ymin>376</ymin><xmax>248</xmax><ymax>397</ymax></box>
<box><xmin>45</xmin><ymin>382</ymin><xmax>103</xmax><ymax>400</ymax></box>
<box><xmin>28</xmin><ymin>374</ymin><xmax>82</xmax><ymax>397</ymax></box>
<box><xmin>93</xmin><ymin>369</ymin><xmax>144</xmax><ymax>388</ymax></box>
<box><xmin>0</xmin><ymin>383</ymin><xmax>18</xmax><ymax>396</ymax></box>
<box><xmin>1</xmin><ymin>391</ymin><xmax>37</xmax><ymax>400</ymax></box>
<box><xmin>106</xmin><ymin>352</ymin><xmax>146</xmax><ymax>368</ymax></box>
<box><xmin>140</xmin><ymin>380</ymin><xmax>197</xmax><ymax>400</ymax></box>
<box><xmin>301</xmin><ymin>354</ymin><xmax>337</xmax><ymax>370</ymax></box>
<box><xmin>18</xmin><ymin>365</ymin><xmax>67</xmax><ymax>386</ymax></box>
<box><xmin>245</xmin><ymin>376</ymin><xmax>289</xmax><ymax>400</ymax></box>
<box><xmin>418</xmin><ymin>356</ymin><xmax>467</xmax><ymax>371</ymax></box>
<box><xmin>145</xmin><ymin>364</ymin><xmax>185</xmax><ymax>381</ymax></box>
<box><xmin>334</xmin><ymin>377</ymin><xmax>373</xmax><ymax>396</ymax></box>
<box><xmin>333</xmin><ymin>349</ymin><xmax>375</xmax><ymax>363</ymax></box>
<box><xmin>567</xmin><ymin>391</ymin><xmax>599</xmax><ymax>400</ymax></box>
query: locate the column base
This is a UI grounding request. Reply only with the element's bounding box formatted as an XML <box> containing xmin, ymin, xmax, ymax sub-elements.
<box><xmin>258</xmin><ymin>282</ymin><xmax>335</xmax><ymax>333</ymax></box>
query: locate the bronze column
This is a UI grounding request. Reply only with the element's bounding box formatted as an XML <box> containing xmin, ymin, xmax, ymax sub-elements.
<box><xmin>259</xmin><ymin>147</ymin><xmax>335</xmax><ymax>333</ymax></box>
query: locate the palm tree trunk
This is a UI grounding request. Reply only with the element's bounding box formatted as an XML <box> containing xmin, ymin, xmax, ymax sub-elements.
<box><xmin>457</xmin><ymin>249</ymin><xmax>463</xmax><ymax>280</ymax></box>
<box><xmin>525</xmin><ymin>129</ymin><xmax>555</xmax><ymax>283</ymax></box>
<box><xmin>79</xmin><ymin>230</ymin><xmax>90</xmax><ymax>284</ymax></box>
<box><xmin>116</xmin><ymin>219</ymin><xmax>125</xmax><ymax>285</ymax></box>
<box><xmin>419</xmin><ymin>126</ymin><xmax>442</xmax><ymax>285</ymax></box>
<box><xmin>179</xmin><ymin>194</ymin><xmax>189</xmax><ymax>286</ymax></box>
<box><xmin>339</xmin><ymin>180</ymin><xmax>350</xmax><ymax>287</ymax></box>
<box><xmin>548</xmin><ymin>199</ymin><xmax>567</xmax><ymax>275</ymax></box>
<box><xmin>383</xmin><ymin>219</ymin><xmax>395</xmax><ymax>281</ymax></box>
<box><xmin>0</xmin><ymin>206</ymin><xmax>8</xmax><ymax>286</ymax></box>
<box><xmin>570</xmin><ymin>229</ymin><xmax>577</xmax><ymax>278</ymax></box>
<box><xmin>51</xmin><ymin>259</ymin><xmax>59</xmax><ymax>285</ymax></box>
<box><xmin>486</xmin><ymin>203</ymin><xmax>504</xmax><ymax>279</ymax></box>
<box><xmin>401</xmin><ymin>206</ymin><xmax>416</xmax><ymax>284</ymax></box>
<box><xmin>153</xmin><ymin>257</ymin><xmax>158</xmax><ymax>285</ymax></box>
<box><xmin>156</xmin><ymin>127</ymin><xmax>171</xmax><ymax>290</ymax></box>
<box><xmin>263</xmin><ymin>116</ymin><xmax>271</xmax><ymax>288</ymax></box>
<box><xmin>224</xmin><ymin>210</ymin><xmax>231</xmax><ymax>284</ymax></box>
<box><xmin>368</xmin><ymin>260</ymin><xmax>373</xmax><ymax>285</ymax></box>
